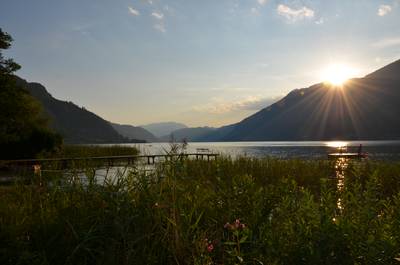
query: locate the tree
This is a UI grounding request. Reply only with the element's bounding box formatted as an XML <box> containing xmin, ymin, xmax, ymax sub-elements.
<box><xmin>0</xmin><ymin>28</ymin><xmax>62</xmax><ymax>159</ymax></box>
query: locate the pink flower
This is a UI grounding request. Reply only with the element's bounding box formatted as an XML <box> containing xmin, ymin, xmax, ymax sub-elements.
<box><xmin>225</xmin><ymin>219</ymin><xmax>247</xmax><ymax>230</ymax></box>
<box><xmin>234</xmin><ymin>219</ymin><xmax>241</xmax><ymax>229</ymax></box>
<box><xmin>207</xmin><ymin>243</ymin><xmax>214</xmax><ymax>253</ymax></box>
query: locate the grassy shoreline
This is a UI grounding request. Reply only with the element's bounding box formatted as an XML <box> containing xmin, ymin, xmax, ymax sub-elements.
<box><xmin>40</xmin><ymin>145</ymin><xmax>139</xmax><ymax>159</ymax></box>
<box><xmin>1</xmin><ymin>156</ymin><xmax>400</xmax><ymax>264</ymax></box>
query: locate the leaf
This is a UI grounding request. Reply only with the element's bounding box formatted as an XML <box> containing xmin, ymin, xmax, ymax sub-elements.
<box><xmin>190</xmin><ymin>211</ymin><xmax>204</xmax><ymax>230</ymax></box>
<box><xmin>166</xmin><ymin>217</ymin><xmax>177</xmax><ymax>227</ymax></box>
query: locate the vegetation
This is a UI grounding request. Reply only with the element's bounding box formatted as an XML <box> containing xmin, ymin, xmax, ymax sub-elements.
<box><xmin>0</xmin><ymin>28</ymin><xmax>61</xmax><ymax>159</ymax></box>
<box><xmin>21</xmin><ymin>79</ymin><xmax>130</xmax><ymax>144</ymax></box>
<box><xmin>41</xmin><ymin>145</ymin><xmax>139</xmax><ymax>159</ymax></box>
<box><xmin>1</xmin><ymin>154</ymin><xmax>400</xmax><ymax>264</ymax></box>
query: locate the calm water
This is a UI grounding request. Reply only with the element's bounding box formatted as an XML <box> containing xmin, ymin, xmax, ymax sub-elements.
<box><xmin>119</xmin><ymin>141</ymin><xmax>400</xmax><ymax>160</ymax></box>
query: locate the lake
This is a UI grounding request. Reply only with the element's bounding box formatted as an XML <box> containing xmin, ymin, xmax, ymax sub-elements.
<box><xmin>114</xmin><ymin>141</ymin><xmax>400</xmax><ymax>160</ymax></box>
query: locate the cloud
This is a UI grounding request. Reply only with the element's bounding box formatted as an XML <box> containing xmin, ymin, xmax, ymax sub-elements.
<box><xmin>154</xmin><ymin>23</ymin><xmax>166</xmax><ymax>33</ymax></box>
<box><xmin>378</xmin><ymin>5</ymin><xmax>392</xmax><ymax>16</ymax></box>
<box><xmin>193</xmin><ymin>96</ymin><xmax>281</xmax><ymax>114</ymax></box>
<box><xmin>151</xmin><ymin>11</ymin><xmax>164</xmax><ymax>20</ymax></box>
<box><xmin>371</xmin><ymin>37</ymin><xmax>400</xmax><ymax>48</ymax></box>
<box><xmin>140</xmin><ymin>0</ymin><xmax>153</xmax><ymax>4</ymax></box>
<box><xmin>128</xmin><ymin>6</ymin><xmax>140</xmax><ymax>16</ymax></box>
<box><xmin>277</xmin><ymin>4</ymin><xmax>314</xmax><ymax>22</ymax></box>
<box><xmin>258</xmin><ymin>0</ymin><xmax>267</xmax><ymax>6</ymax></box>
<box><xmin>251</xmin><ymin>7</ymin><xmax>259</xmax><ymax>15</ymax></box>
<box><xmin>151</xmin><ymin>11</ymin><xmax>165</xmax><ymax>31</ymax></box>
<box><xmin>71</xmin><ymin>24</ymin><xmax>94</xmax><ymax>36</ymax></box>
<box><xmin>315</xmin><ymin>18</ymin><xmax>324</xmax><ymax>25</ymax></box>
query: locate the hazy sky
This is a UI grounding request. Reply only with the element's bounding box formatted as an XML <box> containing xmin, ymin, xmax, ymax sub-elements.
<box><xmin>1</xmin><ymin>0</ymin><xmax>400</xmax><ymax>127</ymax></box>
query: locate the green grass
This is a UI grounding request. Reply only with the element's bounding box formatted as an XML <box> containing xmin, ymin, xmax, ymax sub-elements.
<box><xmin>1</xmin><ymin>156</ymin><xmax>400</xmax><ymax>264</ymax></box>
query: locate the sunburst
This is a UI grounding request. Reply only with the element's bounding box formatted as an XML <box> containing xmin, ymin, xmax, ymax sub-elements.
<box><xmin>321</xmin><ymin>64</ymin><xmax>359</xmax><ymax>86</ymax></box>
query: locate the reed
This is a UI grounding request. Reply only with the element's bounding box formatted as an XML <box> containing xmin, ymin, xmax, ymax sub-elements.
<box><xmin>1</xmin><ymin>156</ymin><xmax>400</xmax><ymax>264</ymax></box>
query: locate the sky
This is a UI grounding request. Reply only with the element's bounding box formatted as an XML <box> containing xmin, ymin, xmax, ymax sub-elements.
<box><xmin>1</xmin><ymin>0</ymin><xmax>400</xmax><ymax>127</ymax></box>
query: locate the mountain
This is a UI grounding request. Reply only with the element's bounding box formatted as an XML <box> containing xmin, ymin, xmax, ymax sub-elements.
<box><xmin>210</xmin><ymin>59</ymin><xmax>400</xmax><ymax>141</ymax></box>
<box><xmin>160</xmin><ymin>127</ymin><xmax>216</xmax><ymax>142</ymax></box>
<box><xmin>197</xmin><ymin>124</ymin><xmax>237</xmax><ymax>141</ymax></box>
<box><xmin>16</xmin><ymin>77</ymin><xmax>130</xmax><ymax>144</ymax></box>
<box><xmin>366</xmin><ymin>59</ymin><xmax>400</xmax><ymax>80</ymax></box>
<box><xmin>141</xmin><ymin>122</ymin><xmax>187</xmax><ymax>138</ymax></box>
<box><xmin>111</xmin><ymin>123</ymin><xmax>158</xmax><ymax>142</ymax></box>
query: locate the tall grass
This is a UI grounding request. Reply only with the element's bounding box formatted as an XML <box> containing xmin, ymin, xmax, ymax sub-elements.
<box><xmin>1</xmin><ymin>156</ymin><xmax>400</xmax><ymax>264</ymax></box>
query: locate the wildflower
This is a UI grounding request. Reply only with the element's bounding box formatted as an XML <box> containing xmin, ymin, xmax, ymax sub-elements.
<box><xmin>33</xmin><ymin>164</ymin><xmax>41</xmax><ymax>174</ymax></box>
<box><xmin>224</xmin><ymin>222</ymin><xmax>232</xmax><ymax>229</ymax></box>
<box><xmin>224</xmin><ymin>219</ymin><xmax>247</xmax><ymax>230</ymax></box>
<box><xmin>234</xmin><ymin>219</ymin><xmax>241</xmax><ymax>229</ymax></box>
<box><xmin>207</xmin><ymin>243</ymin><xmax>214</xmax><ymax>253</ymax></box>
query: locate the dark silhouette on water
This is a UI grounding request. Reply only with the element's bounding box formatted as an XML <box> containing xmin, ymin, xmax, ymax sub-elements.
<box><xmin>358</xmin><ymin>144</ymin><xmax>363</xmax><ymax>155</ymax></box>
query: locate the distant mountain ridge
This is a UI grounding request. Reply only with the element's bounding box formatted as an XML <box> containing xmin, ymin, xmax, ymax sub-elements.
<box><xmin>160</xmin><ymin>127</ymin><xmax>216</xmax><ymax>142</ymax></box>
<box><xmin>16</xmin><ymin>77</ymin><xmax>140</xmax><ymax>144</ymax></box>
<box><xmin>111</xmin><ymin>123</ymin><xmax>158</xmax><ymax>142</ymax></box>
<box><xmin>203</xmin><ymin>59</ymin><xmax>400</xmax><ymax>141</ymax></box>
<box><xmin>141</xmin><ymin>122</ymin><xmax>187</xmax><ymax>138</ymax></box>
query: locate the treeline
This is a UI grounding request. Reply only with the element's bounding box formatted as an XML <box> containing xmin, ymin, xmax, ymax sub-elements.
<box><xmin>0</xmin><ymin>28</ymin><xmax>61</xmax><ymax>159</ymax></box>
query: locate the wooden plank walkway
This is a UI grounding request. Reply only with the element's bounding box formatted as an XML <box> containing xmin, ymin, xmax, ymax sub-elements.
<box><xmin>0</xmin><ymin>153</ymin><xmax>219</xmax><ymax>170</ymax></box>
<box><xmin>328</xmin><ymin>152</ymin><xmax>368</xmax><ymax>159</ymax></box>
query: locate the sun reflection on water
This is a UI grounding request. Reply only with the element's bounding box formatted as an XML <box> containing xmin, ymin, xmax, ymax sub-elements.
<box><xmin>326</xmin><ymin>141</ymin><xmax>349</xmax><ymax>148</ymax></box>
<box><xmin>334</xmin><ymin>157</ymin><xmax>349</xmax><ymax>211</ymax></box>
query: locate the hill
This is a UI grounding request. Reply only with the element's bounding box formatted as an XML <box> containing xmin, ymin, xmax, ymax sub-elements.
<box><xmin>160</xmin><ymin>127</ymin><xmax>216</xmax><ymax>142</ymax></box>
<box><xmin>366</xmin><ymin>59</ymin><xmax>400</xmax><ymax>80</ymax></box>
<box><xmin>141</xmin><ymin>122</ymin><xmax>187</xmax><ymax>138</ymax></box>
<box><xmin>209</xmin><ymin>59</ymin><xmax>400</xmax><ymax>141</ymax></box>
<box><xmin>111</xmin><ymin>123</ymin><xmax>158</xmax><ymax>142</ymax></box>
<box><xmin>16</xmin><ymin>77</ymin><xmax>130</xmax><ymax>144</ymax></box>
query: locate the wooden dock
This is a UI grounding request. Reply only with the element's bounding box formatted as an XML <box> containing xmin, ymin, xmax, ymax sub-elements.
<box><xmin>0</xmin><ymin>153</ymin><xmax>219</xmax><ymax>170</ymax></box>
<box><xmin>328</xmin><ymin>153</ymin><xmax>368</xmax><ymax>159</ymax></box>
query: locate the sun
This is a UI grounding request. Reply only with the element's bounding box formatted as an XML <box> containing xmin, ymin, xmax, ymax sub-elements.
<box><xmin>321</xmin><ymin>64</ymin><xmax>358</xmax><ymax>86</ymax></box>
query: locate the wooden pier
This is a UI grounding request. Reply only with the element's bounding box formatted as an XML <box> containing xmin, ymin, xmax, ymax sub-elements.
<box><xmin>0</xmin><ymin>153</ymin><xmax>219</xmax><ymax>171</ymax></box>
<box><xmin>328</xmin><ymin>152</ymin><xmax>368</xmax><ymax>159</ymax></box>
<box><xmin>328</xmin><ymin>144</ymin><xmax>368</xmax><ymax>159</ymax></box>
